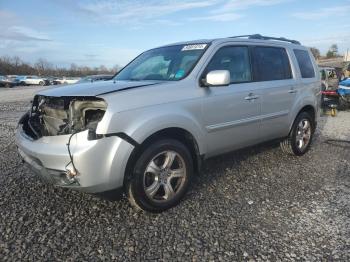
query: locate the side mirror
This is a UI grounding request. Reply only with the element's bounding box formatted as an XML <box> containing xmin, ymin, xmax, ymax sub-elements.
<box><xmin>205</xmin><ymin>70</ymin><xmax>230</xmax><ymax>86</ymax></box>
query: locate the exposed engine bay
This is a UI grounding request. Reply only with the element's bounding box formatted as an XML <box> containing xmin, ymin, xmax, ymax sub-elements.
<box><xmin>21</xmin><ymin>95</ymin><xmax>107</xmax><ymax>140</ymax></box>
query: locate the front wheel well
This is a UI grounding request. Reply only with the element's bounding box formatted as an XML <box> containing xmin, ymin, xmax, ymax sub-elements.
<box><xmin>123</xmin><ymin>128</ymin><xmax>202</xmax><ymax>187</ymax></box>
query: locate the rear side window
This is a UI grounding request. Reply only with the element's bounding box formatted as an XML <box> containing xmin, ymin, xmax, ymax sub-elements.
<box><xmin>253</xmin><ymin>47</ymin><xmax>292</xmax><ymax>81</ymax></box>
<box><xmin>293</xmin><ymin>49</ymin><xmax>315</xmax><ymax>78</ymax></box>
<box><xmin>205</xmin><ymin>46</ymin><xmax>252</xmax><ymax>83</ymax></box>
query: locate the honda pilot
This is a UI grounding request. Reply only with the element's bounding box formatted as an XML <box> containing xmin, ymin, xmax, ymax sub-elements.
<box><xmin>16</xmin><ymin>34</ymin><xmax>321</xmax><ymax>212</ymax></box>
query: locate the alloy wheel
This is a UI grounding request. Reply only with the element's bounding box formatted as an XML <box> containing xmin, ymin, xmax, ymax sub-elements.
<box><xmin>143</xmin><ymin>150</ymin><xmax>186</xmax><ymax>203</ymax></box>
<box><xmin>295</xmin><ymin>119</ymin><xmax>311</xmax><ymax>151</ymax></box>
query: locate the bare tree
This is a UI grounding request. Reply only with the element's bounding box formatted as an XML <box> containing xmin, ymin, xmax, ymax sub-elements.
<box><xmin>330</xmin><ymin>44</ymin><xmax>338</xmax><ymax>55</ymax></box>
<box><xmin>34</xmin><ymin>58</ymin><xmax>53</xmax><ymax>76</ymax></box>
<box><xmin>0</xmin><ymin>56</ymin><xmax>119</xmax><ymax>77</ymax></box>
<box><xmin>326</xmin><ymin>44</ymin><xmax>339</xmax><ymax>58</ymax></box>
<box><xmin>112</xmin><ymin>64</ymin><xmax>121</xmax><ymax>73</ymax></box>
<box><xmin>310</xmin><ymin>47</ymin><xmax>321</xmax><ymax>60</ymax></box>
<box><xmin>98</xmin><ymin>65</ymin><xmax>108</xmax><ymax>73</ymax></box>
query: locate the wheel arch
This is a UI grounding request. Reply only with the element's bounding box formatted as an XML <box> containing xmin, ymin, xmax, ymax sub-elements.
<box><xmin>289</xmin><ymin>104</ymin><xmax>317</xmax><ymax>133</ymax></box>
<box><xmin>123</xmin><ymin>127</ymin><xmax>203</xmax><ymax>188</ymax></box>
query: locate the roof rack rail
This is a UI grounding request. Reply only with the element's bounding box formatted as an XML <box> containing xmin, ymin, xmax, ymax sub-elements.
<box><xmin>229</xmin><ymin>34</ymin><xmax>301</xmax><ymax>45</ymax></box>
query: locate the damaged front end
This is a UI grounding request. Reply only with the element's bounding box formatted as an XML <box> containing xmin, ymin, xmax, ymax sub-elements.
<box><xmin>20</xmin><ymin>95</ymin><xmax>107</xmax><ymax>140</ymax></box>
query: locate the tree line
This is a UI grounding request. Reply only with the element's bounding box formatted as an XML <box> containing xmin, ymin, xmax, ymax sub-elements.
<box><xmin>310</xmin><ymin>44</ymin><xmax>342</xmax><ymax>60</ymax></box>
<box><xmin>0</xmin><ymin>56</ymin><xmax>120</xmax><ymax>77</ymax></box>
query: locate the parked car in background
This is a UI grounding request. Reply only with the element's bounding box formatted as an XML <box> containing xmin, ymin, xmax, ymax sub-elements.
<box><xmin>0</xmin><ymin>75</ymin><xmax>16</xmax><ymax>88</ymax></box>
<box><xmin>319</xmin><ymin>67</ymin><xmax>339</xmax><ymax>91</ymax></box>
<box><xmin>76</xmin><ymin>75</ymin><xmax>114</xmax><ymax>84</ymax></box>
<box><xmin>53</xmin><ymin>77</ymin><xmax>80</xmax><ymax>85</ymax></box>
<box><xmin>16</xmin><ymin>34</ymin><xmax>321</xmax><ymax>212</ymax></box>
<box><xmin>43</xmin><ymin>77</ymin><xmax>59</xmax><ymax>86</ymax></box>
<box><xmin>14</xmin><ymin>75</ymin><xmax>46</xmax><ymax>86</ymax></box>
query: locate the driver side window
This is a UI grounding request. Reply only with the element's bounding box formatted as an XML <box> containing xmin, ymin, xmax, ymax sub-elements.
<box><xmin>206</xmin><ymin>46</ymin><xmax>252</xmax><ymax>84</ymax></box>
<box><xmin>131</xmin><ymin>55</ymin><xmax>170</xmax><ymax>80</ymax></box>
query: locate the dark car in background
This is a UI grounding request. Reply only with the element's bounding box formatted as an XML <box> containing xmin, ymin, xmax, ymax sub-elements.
<box><xmin>76</xmin><ymin>74</ymin><xmax>113</xmax><ymax>84</ymax></box>
<box><xmin>44</xmin><ymin>77</ymin><xmax>59</xmax><ymax>86</ymax></box>
<box><xmin>0</xmin><ymin>75</ymin><xmax>16</xmax><ymax>88</ymax></box>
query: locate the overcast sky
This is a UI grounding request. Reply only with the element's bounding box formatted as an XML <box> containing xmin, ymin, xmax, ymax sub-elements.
<box><xmin>0</xmin><ymin>0</ymin><xmax>349</xmax><ymax>68</ymax></box>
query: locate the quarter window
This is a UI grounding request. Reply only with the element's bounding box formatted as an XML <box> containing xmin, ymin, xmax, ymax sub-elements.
<box><xmin>293</xmin><ymin>49</ymin><xmax>315</xmax><ymax>78</ymax></box>
<box><xmin>253</xmin><ymin>47</ymin><xmax>292</xmax><ymax>81</ymax></box>
<box><xmin>205</xmin><ymin>46</ymin><xmax>252</xmax><ymax>83</ymax></box>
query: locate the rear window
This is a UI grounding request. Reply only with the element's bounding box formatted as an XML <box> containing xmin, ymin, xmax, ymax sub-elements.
<box><xmin>293</xmin><ymin>49</ymin><xmax>315</xmax><ymax>78</ymax></box>
<box><xmin>253</xmin><ymin>47</ymin><xmax>292</xmax><ymax>81</ymax></box>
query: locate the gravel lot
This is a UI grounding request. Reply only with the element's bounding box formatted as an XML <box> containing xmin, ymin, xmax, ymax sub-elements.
<box><xmin>0</xmin><ymin>87</ymin><xmax>349</xmax><ymax>261</ymax></box>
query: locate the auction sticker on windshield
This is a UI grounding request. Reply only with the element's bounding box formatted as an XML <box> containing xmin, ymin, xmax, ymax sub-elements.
<box><xmin>182</xmin><ymin>44</ymin><xmax>207</xmax><ymax>51</ymax></box>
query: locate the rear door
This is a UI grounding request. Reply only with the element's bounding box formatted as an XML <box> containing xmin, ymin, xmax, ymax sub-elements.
<box><xmin>252</xmin><ymin>46</ymin><xmax>297</xmax><ymax>140</ymax></box>
<box><xmin>201</xmin><ymin>45</ymin><xmax>263</xmax><ymax>156</ymax></box>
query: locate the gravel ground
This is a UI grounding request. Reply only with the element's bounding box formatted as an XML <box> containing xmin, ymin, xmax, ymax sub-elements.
<box><xmin>0</xmin><ymin>88</ymin><xmax>350</xmax><ymax>261</ymax></box>
<box><xmin>0</xmin><ymin>85</ymin><xmax>48</xmax><ymax>103</ymax></box>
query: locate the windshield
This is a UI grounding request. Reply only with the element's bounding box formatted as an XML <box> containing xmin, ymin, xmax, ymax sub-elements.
<box><xmin>114</xmin><ymin>44</ymin><xmax>208</xmax><ymax>81</ymax></box>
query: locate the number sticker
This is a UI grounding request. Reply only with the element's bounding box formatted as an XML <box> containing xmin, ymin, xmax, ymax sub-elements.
<box><xmin>182</xmin><ymin>44</ymin><xmax>207</xmax><ymax>51</ymax></box>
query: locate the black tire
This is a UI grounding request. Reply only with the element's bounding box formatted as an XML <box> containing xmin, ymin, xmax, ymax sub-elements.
<box><xmin>127</xmin><ymin>139</ymin><xmax>193</xmax><ymax>212</ymax></box>
<box><xmin>280</xmin><ymin>112</ymin><xmax>314</xmax><ymax>156</ymax></box>
<box><xmin>39</xmin><ymin>81</ymin><xmax>44</xmax><ymax>86</ymax></box>
<box><xmin>20</xmin><ymin>81</ymin><xmax>26</xmax><ymax>86</ymax></box>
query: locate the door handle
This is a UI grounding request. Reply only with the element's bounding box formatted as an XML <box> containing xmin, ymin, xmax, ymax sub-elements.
<box><xmin>288</xmin><ymin>86</ymin><xmax>298</xmax><ymax>94</ymax></box>
<box><xmin>245</xmin><ymin>93</ymin><xmax>260</xmax><ymax>100</ymax></box>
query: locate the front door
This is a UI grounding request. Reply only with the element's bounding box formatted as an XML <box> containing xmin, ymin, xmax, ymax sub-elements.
<box><xmin>201</xmin><ymin>45</ymin><xmax>263</xmax><ymax>157</ymax></box>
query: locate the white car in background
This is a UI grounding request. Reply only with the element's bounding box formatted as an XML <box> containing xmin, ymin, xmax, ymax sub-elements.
<box><xmin>15</xmin><ymin>75</ymin><xmax>46</xmax><ymax>86</ymax></box>
<box><xmin>53</xmin><ymin>77</ymin><xmax>80</xmax><ymax>85</ymax></box>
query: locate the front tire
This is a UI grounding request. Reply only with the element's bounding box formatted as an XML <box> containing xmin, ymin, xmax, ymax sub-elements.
<box><xmin>127</xmin><ymin>139</ymin><xmax>193</xmax><ymax>212</ymax></box>
<box><xmin>39</xmin><ymin>81</ymin><xmax>44</xmax><ymax>86</ymax></box>
<box><xmin>280</xmin><ymin>112</ymin><xmax>314</xmax><ymax>156</ymax></box>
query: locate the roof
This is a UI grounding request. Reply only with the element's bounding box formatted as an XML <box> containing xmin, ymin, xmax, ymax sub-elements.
<box><xmin>160</xmin><ymin>34</ymin><xmax>304</xmax><ymax>49</ymax></box>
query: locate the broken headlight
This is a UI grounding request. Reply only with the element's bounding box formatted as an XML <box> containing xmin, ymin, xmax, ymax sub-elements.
<box><xmin>24</xmin><ymin>95</ymin><xmax>107</xmax><ymax>140</ymax></box>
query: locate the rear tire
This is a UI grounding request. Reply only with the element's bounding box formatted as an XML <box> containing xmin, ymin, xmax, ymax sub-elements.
<box><xmin>127</xmin><ymin>139</ymin><xmax>193</xmax><ymax>212</ymax></box>
<box><xmin>280</xmin><ymin>112</ymin><xmax>314</xmax><ymax>156</ymax></box>
<box><xmin>39</xmin><ymin>81</ymin><xmax>44</xmax><ymax>86</ymax></box>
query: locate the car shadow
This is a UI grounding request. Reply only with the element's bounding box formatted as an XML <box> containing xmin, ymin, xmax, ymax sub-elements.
<box><xmin>191</xmin><ymin>140</ymin><xmax>281</xmax><ymax>192</ymax></box>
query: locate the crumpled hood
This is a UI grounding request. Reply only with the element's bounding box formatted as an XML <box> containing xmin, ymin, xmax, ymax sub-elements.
<box><xmin>37</xmin><ymin>80</ymin><xmax>162</xmax><ymax>97</ymax></box>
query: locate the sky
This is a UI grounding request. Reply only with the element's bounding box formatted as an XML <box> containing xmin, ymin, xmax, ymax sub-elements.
<box><xmin>0</xmin><ymin>0</ymin><xmax>349</xmax><ymax>68</ymax></box>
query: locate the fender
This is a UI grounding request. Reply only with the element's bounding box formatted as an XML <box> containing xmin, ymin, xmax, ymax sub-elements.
<box><xmin>96</xmin><ymin>103</ymin><xmax>207</xmax><ymax>155</ymax></box>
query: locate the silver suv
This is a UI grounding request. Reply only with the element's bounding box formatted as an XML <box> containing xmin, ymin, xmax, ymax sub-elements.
<box><xmin>16</xmin><ymin>34</ymin><xmax>321</xmax><ymax>212</ymax></box>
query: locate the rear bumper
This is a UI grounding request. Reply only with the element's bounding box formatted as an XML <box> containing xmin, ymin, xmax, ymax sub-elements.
<box><xmin>16</xmin><ymin>126</ymin><xmax>135</xmax><ymax>193</ymax></box>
